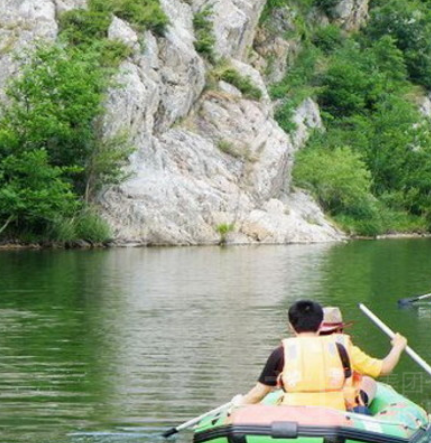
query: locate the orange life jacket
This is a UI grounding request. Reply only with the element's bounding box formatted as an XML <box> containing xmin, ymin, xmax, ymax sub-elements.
<box><xmin>279</xmin><ymin>336</ymin><xmax>348</xmax><ymax>410</ymax></box>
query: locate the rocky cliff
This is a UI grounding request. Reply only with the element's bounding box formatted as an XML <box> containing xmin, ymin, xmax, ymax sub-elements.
<box><xmin>0</xmin><ymin>0</ymin><xmax>368</xmax><ymax>245</ymax></box>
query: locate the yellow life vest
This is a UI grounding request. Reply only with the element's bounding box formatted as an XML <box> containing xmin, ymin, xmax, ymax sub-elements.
<box><xmin>279</xmin><ymin>336</ymin><xmax>347</xmax><ymax>410</ymax></box>
<box><xmin>332</xmin><ymin>334</ymin><xmax>363</xmax><ymax>410</ymax></box>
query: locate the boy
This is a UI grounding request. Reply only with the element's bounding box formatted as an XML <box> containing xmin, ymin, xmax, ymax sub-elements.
<box><xmin>233</xmin><ymin>300</ymin><xmax>406</xmax><ymax>410</ymax></box>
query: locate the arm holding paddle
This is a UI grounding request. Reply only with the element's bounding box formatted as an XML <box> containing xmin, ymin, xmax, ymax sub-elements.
<box><xmin>232</xmin><ymin>382</ymin><xmax>273</xmax><ymax>406</ymax></box>
<box><xmin>380</xmin><ymin>333</ymin><xmax>407</xmax><ymax>375</ymax></box>
<box><xmin>359</xmin><ymin>303</ymin><xmax>431</xmax><ymax>377</ymax></box>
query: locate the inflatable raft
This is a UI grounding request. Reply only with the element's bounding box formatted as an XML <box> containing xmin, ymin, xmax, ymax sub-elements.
<box><xmin>193</xmin><ymin>383</ymin><xmax>431</xmax><ymax>443</ymax></box>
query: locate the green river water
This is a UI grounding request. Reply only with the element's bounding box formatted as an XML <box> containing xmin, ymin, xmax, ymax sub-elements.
<box><xmin>1</xmin><ymin>239</ymin><xmax>431</xmax><ymax>443</ymax></box>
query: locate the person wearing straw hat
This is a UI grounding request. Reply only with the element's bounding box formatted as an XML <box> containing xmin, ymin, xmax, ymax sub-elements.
<box><xmin>320</xmin><ymin>307</ymin><xmax>407</xmax><ymax>412</ymax></box>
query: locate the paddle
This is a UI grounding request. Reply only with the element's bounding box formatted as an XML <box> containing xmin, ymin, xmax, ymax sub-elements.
<box><xmin>359</xmin><ymin>303</ymin><xmax>431</xmax><ymax>377</ymax></box>
<box><xmin>397</xmin><ymin>292</ymin><xmax>431</xmax><ymax>307</ymax></box>
<box><xmin>161</xmin><ymin>401</ymin><xmax>232</xmax><ymax>438</ymax></box>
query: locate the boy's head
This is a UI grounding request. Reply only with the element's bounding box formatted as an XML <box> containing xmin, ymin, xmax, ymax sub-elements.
<box><xmin>288</xmin><ymin>300</ymin><xmax>323</xmax><ymax>333</ymax></box>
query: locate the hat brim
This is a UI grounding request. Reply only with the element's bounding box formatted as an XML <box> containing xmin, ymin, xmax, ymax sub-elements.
<box><xmin>320</xmin><ymin>321</ymin><xmax>353</xmax><ymax>333</ymax></box>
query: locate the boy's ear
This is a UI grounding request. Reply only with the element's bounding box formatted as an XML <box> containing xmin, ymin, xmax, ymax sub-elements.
<box><xmin>317</xmin><ymin>320</ymin><xmax>323</xmax><ymax>333</ymax></box>
<box><xmin>288</xmin><ymin>321</ymin><xmax>297</xmax><ymax>336</ymax></box>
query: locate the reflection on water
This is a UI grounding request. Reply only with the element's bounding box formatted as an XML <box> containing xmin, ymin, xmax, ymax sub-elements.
<box><xmin>1</xmin><ymin>240</ymin><xmax>431</xmax><ymax>443</ymax></box>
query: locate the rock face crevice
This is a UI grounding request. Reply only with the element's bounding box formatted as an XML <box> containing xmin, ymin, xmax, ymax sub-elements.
<box><xmin>0</xmin><ymin>0</ymin><xmax>360</xmax><ymax>245</ymax></box>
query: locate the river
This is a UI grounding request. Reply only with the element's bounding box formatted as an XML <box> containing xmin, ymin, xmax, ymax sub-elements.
<box><xmin>1</xmin><ymin>239</ymin><xmax>431</xmax><ymax>443</ymax></box>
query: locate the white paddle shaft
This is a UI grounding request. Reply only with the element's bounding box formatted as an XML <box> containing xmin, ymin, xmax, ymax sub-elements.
<box><xmin>416</xmin><ymin>293</ymin><xmax>431</xmax><ymax>301</ymax></box>
<box><xmin>359</xmin><ymin>303</ymin><xmax>431</xmax><ymax>377</ymax></box>
<box><xmin>176</xmin><ymin>401</ymin><xmax>232</xmax><ymax>432</ymax></box>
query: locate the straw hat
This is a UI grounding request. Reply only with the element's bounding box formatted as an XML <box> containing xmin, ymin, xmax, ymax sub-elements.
<box><xmin>321</xmin><ymin>307</ymin><xmax>352</xmax><ymax>333</ymax></box>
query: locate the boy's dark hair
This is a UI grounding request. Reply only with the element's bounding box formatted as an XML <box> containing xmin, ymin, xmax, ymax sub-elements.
<box><xmin>288</xmin><ymin>300</ymin><xmax>323</xmax><ymax>333</ymax></box>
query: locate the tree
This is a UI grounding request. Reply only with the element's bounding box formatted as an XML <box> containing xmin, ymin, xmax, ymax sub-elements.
<box><xmin>1</xmin><ymin>44</ymin><xmax>107</xmax><ymax>194</ymax></box>
<box><xmin>366</xmin><ymin>0</ymin><xmax>431</xmax><ymax>88</ymax></box>
<box><xmin>0</xmin><ymin>43</ymin><xmax>134</xmax><ymax>241</ymax></box>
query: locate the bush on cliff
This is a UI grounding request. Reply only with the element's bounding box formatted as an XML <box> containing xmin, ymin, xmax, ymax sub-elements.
<box><xmin>0</xmin><ymin>43</ymin><xmax>133</xmax><ymax>243</ymax></box>
<box><xmin>88</xmin><ymin>0</ymin><xmax>168</xmax><ymax>35</ymax></box>
<box><xmin>0</xmin><ymin>45</ymin><xmax>106</xmax><ymax>196</ymax></box>
<box><xmin>193</xmin><ymin>6</ymin><xmax>217</xmax><ymax>63</ymax></box>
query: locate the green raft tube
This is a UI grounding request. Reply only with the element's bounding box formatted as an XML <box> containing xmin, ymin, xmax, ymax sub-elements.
<box><xmin>193</xmin><ymin>383</ymin><xmax>431</xmax><ymax>443</ymax></box>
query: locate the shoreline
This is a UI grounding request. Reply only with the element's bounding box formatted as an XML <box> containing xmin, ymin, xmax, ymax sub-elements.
<box><xmin>1</xmin><ymin>233</ymin><xmax>431</xmax><ymax>251</ymax></box>
<box><xmin>0</xmin><ymin>240</ymin><xmax>109</xmax><ymax>251</ymax></box>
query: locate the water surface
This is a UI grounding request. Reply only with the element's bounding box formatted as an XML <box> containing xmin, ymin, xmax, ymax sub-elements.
<box><xmin>1</xmin><ymin>239</ymin><xmax>431</xmax><ymax>443</ymax></box>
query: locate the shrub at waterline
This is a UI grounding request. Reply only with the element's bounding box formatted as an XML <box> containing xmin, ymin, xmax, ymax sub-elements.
<box><xmin>0</xmin><ymin>150</ymin><xmax>78</xmax><ymax>237</ymax></box>
<box><xmin>293</xmin><ymin>143</ymin><xmax>374</xmax><ymax>217</ymax></box>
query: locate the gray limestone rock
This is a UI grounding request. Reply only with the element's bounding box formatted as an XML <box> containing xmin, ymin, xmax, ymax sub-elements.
<box><xmin>252</xmin><ymin>5</ymin><xmax>302</xmax><ymax>83</ymax></box>
<box><xmin>0</xmin><ymin>0</ymin><xmax>346</xmax><ymax>245</ymax></box>
<box><xmin>0</xmin><ymin>0</ymin><xmax>59</xmax><ymax>97</ymax></box>
<box><xmin>332</xmin><ymin>0</ymin><xmax>370</xmax><ymax>31</ymax></box>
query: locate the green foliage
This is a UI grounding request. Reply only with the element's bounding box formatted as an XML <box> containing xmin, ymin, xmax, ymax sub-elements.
<box><xmin>279</xmin><ymin>18</ymin><xmax>431</xmax><ymax>235</ymax></box>
<box><xmin>48</xmin><ymin>217</ymin><xmax>77</xmax><ymax>242</ymax></box>
<box><xmin>259</xmin><ymin>0</ymin><xmax>289</xmax><ymax>24</ymax></box>
<box><xmin>74</xmin><ymin>208</ymin><xmax>111</xmax><ymax>243</ymax></box>
<box><xmin>48</xmin><ymin>208</ymin><xmax>112</xmax><ymax>243</ymax></box>
<box><xmin>96</xmin><ymin>40</ymin><xmax>134</xmax><ymax>68</ymax></box>
<box><xmin>333</xmin><ymin>214</ymin><xmax>383</xmax><ymax>237</ymax></box>
<box><xmin>263</xmin><ymin>0</ymin><xmax>431</xmax><ymax>235</ymax></box>
<box><xmin>88</xmin><ymin>0</ymin><xmax>168</xmax><ymax>35</ymax></box>
<box><xmin>59</xmin><ymin>9</ymin><xmax>132</xmax><ymax>67</ymax></box>
<box><xmin>366</xmin><ymin>0</ymin><xmax>431</xmax><ymax>89</ymax></box>
<box><xmin>270</xmin><ymin>44</ymin><xmax>321</xmax><ymax>100</ymax></box>
<box><xmin>364</xmin><ymin>96</ymin><xmax>427</xmax><ymax>195</ymax></box>
<box><xmin>312</xmin><ymin>25</ymin><xmax>343</xmax><ymax>53</ymax></box>
<box><xmin>84</xmin><ymin>128</ymin><xmax>134</xmax><ymax>202</ymax></box>
<box><xmin>270</xmin><ymin>45</ymin><xmax>321</xmax><ymax>132</ymax></box>
<box><xmin>316</xmin><ymin>40</ymin><xmax>401</xmax><ymax>117</ymax></box>
<box><xmin>60</xmin><ymin>0</ymin><xmax>168</xmax><ymax>61</ymax></box>
<box><xmin>1</xmin><ymin>44</ymin><xmax>106</xmax><ymax>193</ymax></box>
<box><xmin>274</xmin><ymin>101</ymin><xmax>297</xmax><ymax>133</ymax></box>
<box><xmin>110</xmin><ymin>0</ymin><xmax>168</xmax><ymax>35</ymax></box>
<box><xmin>193</xmin><ymin>6</ymin><xmax>217</xmax><ymax>63</ymax></box>
<box><xmin>0</xmin><ymin>150</ymin><xmax>78</xmax><ymax>235</ymax></box>
<box><xmin>216</xmin><ymin>223</ymin><xmax>235</xmax><ymax>245</ymax></box>
<box><xmin>333</xmin><ymin>206</ymin><xmax>428</xmax><ymax>236</ymax></box>
<box><xmin>217</xmin><ymin>139</ymin><xmax>236</xmax><ymax>156</ymax></box>
<box><xmin>319</xmin><ymin>63</ymin><xmax>370</xmax><ymax>117</ymax></box>
<box><xmin>0</xmin><ymin>0</ymin><xmax>154</xmax><ymax>245</ymax></box>
<box><xmin>294</xmin><ymin>144</ymin><xmax>373</xmax><ymax>216</ymax></box>
<box><xmin>0</xmin><ymin>43</ymin><xmax>133</xmax><ymax>243</ymax></box>
<box><xmin>219</xmin><ymin>68</ymin><xmax>263</xmax><ymax>100</ymax></box>
<box><xmin>59</xmin><ymin>9</ymin><xmax>111</xmax><ymax>46</ymax></box>
<box><xmin>313</xmin><ymin>0</ymin><xmax>339</xmax><ymax>16</ymax></box>
<box><xmin>216</xmin><ymin>223</ymin><xmax>235</xmax><ymax>235</ymax></box>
